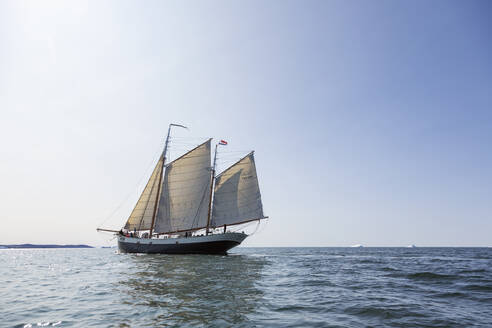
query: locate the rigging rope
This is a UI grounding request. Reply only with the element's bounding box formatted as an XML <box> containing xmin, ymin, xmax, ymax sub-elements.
<box><xmin>97</xmin><ymin>230</ymin><xmax>117</xmax><ymax>246</ymax></box>
<box><xmin>96</xmin><ymin>145</ymin><xmax>162</xmax><ymax>229</ymax></box>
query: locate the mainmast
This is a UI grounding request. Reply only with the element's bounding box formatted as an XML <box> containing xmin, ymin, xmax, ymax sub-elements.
<box><xmin>149</xmin><ymin>123</ymin><xmax>188</xmax><ymax>238</ymax></box>
<box><xmin>206</xmin><ymin>140</ymin><xmax>227</xmax><ymax>235</ymax></box>
<box><xmin>206</xmin><ymin>144</ymin><xmax>217</xmax><ymax>235</ymax></box>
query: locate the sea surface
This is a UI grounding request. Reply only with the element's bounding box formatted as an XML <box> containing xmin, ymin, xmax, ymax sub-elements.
<box><xmin>1</xmin><ymin>247</ymin><xmax>491</xmax><ymax>327</ymax></box>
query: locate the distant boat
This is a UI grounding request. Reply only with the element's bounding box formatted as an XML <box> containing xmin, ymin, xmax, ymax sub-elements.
<box><xmin>407</xmin><ymin>244</ymin><xmax>417</xmax><ymax>248</ymax></box>
<box><xmin>351</xmin><ymin>244</ymin><xmax>363</xmax><ymax>248</ymax></box>
<box><xmin>97</xmin><ymin>124</ymin><xmax>267</xmax><ymax>255</ymax></box>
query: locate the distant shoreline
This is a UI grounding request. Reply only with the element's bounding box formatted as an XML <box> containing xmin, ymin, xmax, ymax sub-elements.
<box><xmin>0</xmin><ymin>244</ymin><xmax>93</xmax><ymax>249</ymax></box>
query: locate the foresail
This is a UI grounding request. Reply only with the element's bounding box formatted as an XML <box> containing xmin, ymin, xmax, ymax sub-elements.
<box><xmin>124</xmin><ymin>156</ymin><xmax>164</xmax><ymax>231</ymax></box>
<box><xmin>211</xmin><ymin>152</ymin><xmax>264</xmax><ymax>227</ymax></box>
<box><xmin>153</xmin><ymin>140</ymin><xmax>212</xmax><ymax>233</ymax></box>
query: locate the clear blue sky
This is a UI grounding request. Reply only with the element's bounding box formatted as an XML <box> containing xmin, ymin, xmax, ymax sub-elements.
<box><xmin>1</xmin><ymin>0</ymin><xmax>491</xmax><ymax>246</ymax></box>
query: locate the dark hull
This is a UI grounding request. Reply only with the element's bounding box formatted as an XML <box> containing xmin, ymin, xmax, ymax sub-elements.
<box><xmin>118</xmin><ymin>239</ymin><xmax>240</xmax><ymax>255</ymax></box>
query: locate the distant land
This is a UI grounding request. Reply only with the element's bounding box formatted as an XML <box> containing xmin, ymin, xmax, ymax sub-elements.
<box><xmin>0</xmin><ymin>244</ymin><xmax>93</xmax><ymax>249</ymax></box>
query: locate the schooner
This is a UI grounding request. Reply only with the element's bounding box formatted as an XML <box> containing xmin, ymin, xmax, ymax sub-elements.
<box><xmin>97</xmin><ymin>124</ymin><xmax>267</xmax><ymax>254</ymax></box>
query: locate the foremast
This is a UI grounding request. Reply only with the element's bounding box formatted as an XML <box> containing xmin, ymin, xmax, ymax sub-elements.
<box><xmin>148</xmin><ymin>123</ymin><xmax>187</xmax><ymax>238</ymax></box>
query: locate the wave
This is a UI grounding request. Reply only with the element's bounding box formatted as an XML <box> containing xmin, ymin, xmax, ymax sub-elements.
<box><xmin>406</xmin><ymin>272</ymin><xmax>457</xmax><ymax>280</ymax></box>
<box><xmin>344</xmin><ymin>305</ymin><xmax>426</xmax><ymax>320</ymax></box>
<box><xmin>461</xmin><ymin>284</ymin><xmax>492</xmax><ymax>292</ymax></box>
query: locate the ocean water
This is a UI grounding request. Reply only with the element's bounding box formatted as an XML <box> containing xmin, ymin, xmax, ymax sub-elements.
<box><xmin>1</xmin><ymin>247</ymin><xmax>491</xmax><ymax>327</ymax></box>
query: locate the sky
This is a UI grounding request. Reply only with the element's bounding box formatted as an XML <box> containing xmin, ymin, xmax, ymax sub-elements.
<box><xmin>1</xmin><ymin>0</ymin><xmax>491</xmax><ymax>247</ymax></box>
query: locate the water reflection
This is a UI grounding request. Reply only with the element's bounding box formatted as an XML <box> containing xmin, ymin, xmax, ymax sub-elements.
<box><xmin>117</xmin><ymin>253</ymin><xmax>267</xmax><ymax>327</ymax></box>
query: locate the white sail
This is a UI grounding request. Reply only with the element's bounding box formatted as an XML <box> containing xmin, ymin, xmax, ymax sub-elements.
<box><xmin>211</xmin><ymin>152</ymin><xmax>264</xmax><ymax>227</ymax></box>
<box><xmin>124</xmin><ymin>156</ymin><xmax>164</xmax><ymax>231</ymax></box>
<box><xmin>153</xmin><ymin>140</ymin><xmax>212</xmax><ymax>233</ymax></box>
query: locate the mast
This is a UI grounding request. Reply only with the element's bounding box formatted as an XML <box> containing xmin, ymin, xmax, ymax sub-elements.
<box><xmin>206</xmin><ymin>140</ymin><xmax>228</xmax><ymax>235</ymax></box>
<box><xmin>149</xmin><ymin>123</ymin><xmax>188</xmax><ymax>238</ymax></box>
<box><xmin>206</xmin><ymin>143</ymin><xmax>218</xmax><ymax>235</ymax></box>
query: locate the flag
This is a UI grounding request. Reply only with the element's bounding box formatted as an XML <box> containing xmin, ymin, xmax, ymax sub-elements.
<box><xmin>219</xmin><ymin>140</ymin><xmax>228</xmax><ymax>145</ymax></box>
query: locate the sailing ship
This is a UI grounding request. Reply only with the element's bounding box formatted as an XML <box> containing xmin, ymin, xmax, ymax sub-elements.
<box><xmin>97</xmin><ymin>124</ymin><xmax>267</xmax><ymax>254</ymax></box>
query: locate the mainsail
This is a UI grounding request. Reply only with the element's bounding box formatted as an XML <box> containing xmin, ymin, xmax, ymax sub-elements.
<box><xmin>211</xmin><ymin>152</ymin><xmax>264</xmax><ymax>227</ymax></box>
<box><xmin>124</xmin><ymin>156</ymin><xmax>164</xmax><ymax>231</ymax></box>
<box><xmin>153</xmin><ymin>139</ymin><xmax>212</xmax><ymax>233</ymax></box>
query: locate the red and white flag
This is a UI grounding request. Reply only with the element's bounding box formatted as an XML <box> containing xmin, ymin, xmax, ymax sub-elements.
<box><xmin>219</xmin><ymin>140</ymin><xmax>228</xmax><ymax>145</ymax></box>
